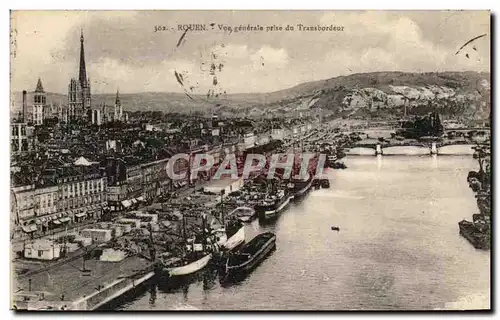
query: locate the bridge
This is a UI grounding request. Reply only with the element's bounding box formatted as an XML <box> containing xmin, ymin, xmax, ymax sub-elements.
<box><xmin>346</xmin><ymin>140</ymin><xmax>481</xmax><ymax>156</ymax></box>
<box><xmin>343</xmin><ymin>127</ymin><xmax>490</xmax><ymax>136</ymax></box>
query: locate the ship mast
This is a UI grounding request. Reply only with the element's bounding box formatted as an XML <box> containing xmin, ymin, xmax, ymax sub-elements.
<box><xmin>182</xmin><ymin>214</ymin><xmax>188</xmax><ymax>254</ymax></box>
<box><xmin>201</xmin><ymin>214</ymin><xmax>207</xmax><ymax>252</ymax></box>
<box><xmin>220</xmin><ymin>189</ymin><xmax>225</xmax><ymax>224</ymax></box>
<box><xmin>147</xmin><ymin>223</ymin><xmax>156</xmax><ymax>261</ymax></box>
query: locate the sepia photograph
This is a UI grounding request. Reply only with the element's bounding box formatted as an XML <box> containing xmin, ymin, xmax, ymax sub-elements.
<box><xmin>9</xmin><ymin>10</ymin><xmax>491</xmax><ymax>311</ymax></box>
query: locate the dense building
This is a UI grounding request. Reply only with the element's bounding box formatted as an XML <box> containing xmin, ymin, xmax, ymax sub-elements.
<box><xmin>57</xmin><ymin>158</ymin><xmax>107</xmax><ymax>223</ymax></box>
<box><xmin>105</xmin><ymin>156</ymin><xmax>172</xmax><ymax>211</ymax></box>
<box><xmin>10</xmin><ymin>106</ymin><xmax>318</xmax><ymax>239</ymax></box>
<box><xmin>141</xmin><ymin>158</ymin><xmax>170</xmax><ymax>200</ymax></box>
<box><xmin>11</xmin><ymin>158</ymin><xmax>107</xmax><ymax>237</ymax></box>
<box><xmin>91</xmin><ymin>108</ymin><xmax>102</xmax><ymax>126</ymax></box>
<box><xmin>11</xmin><ymin>179</ymin><xmax>36</xmax><ymax>231</ymax></box>
<box><xmin>11</xmin><ymin>122</ymin><xmax>34</xmax><ymax>155</ymax></box>
<box><xmin>58</xmin><ymin>102</ymin><xmax>69</xmax><ymax>123</ymax></box>
<box><xmin>90</xmin><ymin>91</ymin><xmax>125</xmax><ymax>125</ymax></box>
<box><xmin>68</xmin><ymin>31</ymin><xmax>91</xmax><ymax>122</ymax></box>
<box><xmin>33</xmin><ymin>183</ymin><xmax>59</xmax><ymax>232</ymax></box>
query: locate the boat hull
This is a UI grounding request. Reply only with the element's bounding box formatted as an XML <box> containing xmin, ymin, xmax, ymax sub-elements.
<box><xmin>238</xmin><ymin>216</ymin><xmax>253</xmax><ymax>223</ymax></box>
<box><xmin>225</xmin><ymin>233</ymin><xmax>276</xmax><ymax>276</ymax></box>
<box><xmin>167</xmin><ymin>254</ymin><xmax>212</xmax><ymax>277</ymax></box>
<box><xmin>257</xmin><ymin>196</ymin><xmax>292</xmax><ymax>221</ymax></box>
<box><xmin>229</xmin><ymin>206</ymin><xmax>256</xmax><ymax>223</ymax></box>
<box><xmin>215</xmin><ymin>233</ymin><xmax>228</xmax><ymax>247</ymax></box>
<box><xmin>222</xmin><ymin>227</ymin><xmax>245</xmax><ymax>251</ymax></box>
<box><xmin>292</xmin><ymin>178</ymin><xmax>314</xmax><ymax>201</ymax></box>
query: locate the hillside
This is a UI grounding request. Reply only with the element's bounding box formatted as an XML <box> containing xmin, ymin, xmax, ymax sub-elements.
<box><xmin>10</xmin><ymin>71</ymin><xmax>491</xmax><ymax>120</ymax></box>
<box><xmin>257</xmin><ymin>71</ymin><xmax>491</xmax><ymax>120</ymax></box>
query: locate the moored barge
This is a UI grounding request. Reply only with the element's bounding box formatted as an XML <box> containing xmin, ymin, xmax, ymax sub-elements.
<box><xmin>224</xmin><ymin>232</ymin><xmax>276</xmax><ymax>276</ymax></box>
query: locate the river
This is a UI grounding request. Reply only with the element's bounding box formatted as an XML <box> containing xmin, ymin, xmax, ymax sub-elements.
<box><xmin>118</xmin><ymin>155</ymin><xmax>490</xmax><ymax>311</ymax></box>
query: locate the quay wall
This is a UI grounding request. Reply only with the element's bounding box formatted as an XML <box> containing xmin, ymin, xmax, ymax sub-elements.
<box><xmin>71</xmin><ymin>271</ymin><xmax>155</xmax><ymax>310</ymax></box>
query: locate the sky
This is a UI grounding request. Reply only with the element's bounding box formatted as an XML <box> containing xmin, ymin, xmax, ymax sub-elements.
<box><xmin>10</xmin><ymin>10</ymin><xmax>490</xmax><ymax>95</ymax></box>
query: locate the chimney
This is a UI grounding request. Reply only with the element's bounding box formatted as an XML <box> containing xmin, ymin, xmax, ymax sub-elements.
<box><xmin>22</xmin><ymin>90</ymin><xmax>27</xmax><ymax>122</ymax></box>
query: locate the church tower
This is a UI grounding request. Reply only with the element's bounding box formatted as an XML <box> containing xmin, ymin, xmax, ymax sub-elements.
<box><xmin>33</xmin><ymin>78</ymin><xmax>46</xmax><ymax>126</ymax></box>
<box><xmin>114</xmin><ymin>89</ymin><xmax>122</xmax><ymax>121</ymax></box>
<box><xmin>68</xmin><ymin>30</ymin><xmax>91</xmax><ymax>122</ymax></box>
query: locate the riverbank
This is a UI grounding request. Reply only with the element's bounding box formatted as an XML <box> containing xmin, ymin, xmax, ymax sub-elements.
<box><xmin>458</xmin><ymin>144</ymin><xmax>491</xmax><ymax>250</ymax></box>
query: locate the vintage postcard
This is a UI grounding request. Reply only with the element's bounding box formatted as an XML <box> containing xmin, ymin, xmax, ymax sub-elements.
<box><xmin>9</xmin><ymin>10</ymin><xmax>491</xmax><ymax>311</ymax></box>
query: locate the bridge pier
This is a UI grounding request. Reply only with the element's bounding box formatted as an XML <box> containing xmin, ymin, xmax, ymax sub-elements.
<box><xmin>431</xmin><ymin>142</ymin><xmax>437</xmax><ymax>155</ymax></box>
<box><xmin>375</xmin><ymin>144</ymin><xmax>382</xmax><ymax>155</ymax></box>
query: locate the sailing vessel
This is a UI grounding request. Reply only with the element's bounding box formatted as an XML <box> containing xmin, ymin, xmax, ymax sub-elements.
<box><xmin>224</xmin><ymin>232</ymin><xmax>276</xmax><ymax>277</ymax></box>
<box><xmin>161</xmin><ymin>214</ymin><xmax>215</xmax><ymax>277</ymax></box>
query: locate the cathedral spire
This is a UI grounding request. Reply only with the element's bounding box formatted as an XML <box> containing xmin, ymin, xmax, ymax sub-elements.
<box><xmin>79</xmin><ymin>29</ymin><xmax>87</xmax><ymax>87</ymax></box>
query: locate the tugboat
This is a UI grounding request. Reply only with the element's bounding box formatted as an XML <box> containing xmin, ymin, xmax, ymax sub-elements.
<box><xmin>331</xmin><ymin>161</ymin><xmax>347</xmax><ymax>170</ymax></box>
<box><xmin>327</xmin><ymin>154</ymin><xmax>338</xmax><ymax>167</ymax></box>
<box><xmin>256</xmin><ymin>188</ymin><xmax>292</xmax><ymax>222</ymax></box>
<box><xmin>312</xmin><ymin>179</ymin><xmax>321</xmax><ymax>190</ymax></box>
<box><xmin>291</xmin><ymin>174</ymin><xmax>314</xmax><ymax>201</ymax></box>
<box><xmin>320</xmin><ymin>179</ymin><xmax>330</xmax><ymax>189</ymax></box>
<box><xmin>224</xmin><ymin>232</ymin><xmax>276</xmax><ymax>277</ymax></box>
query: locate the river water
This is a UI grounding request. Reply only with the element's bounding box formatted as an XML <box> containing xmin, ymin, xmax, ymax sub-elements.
<box><xmin>119</xmin><ymin>155</ymin><xmax>490</xmax><ymax>311</ymax></box>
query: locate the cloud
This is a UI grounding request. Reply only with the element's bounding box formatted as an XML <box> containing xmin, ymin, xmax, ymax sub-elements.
<box><xmin>86</xmin><ymin>57</ymin><xmax>201</xmax><ymax>93</ymax></box>
<box><xmin>215</xmin><ymin>44</ymin><xmax>249</xmax><ymax>60</ymax></box>
<box><xmin>251</xmin><ymin>46</ymin><xmax>288</xmax><ymax>69</ymax></box>
<box><xmin>318</xmin><ymin>12</ymin><xmax>467</xmax><ymax>74</ymax></box>
<box><xmin>10</xmin><ymin>10</ymin><xmax>490</xmax><ymax>95</ymax></box>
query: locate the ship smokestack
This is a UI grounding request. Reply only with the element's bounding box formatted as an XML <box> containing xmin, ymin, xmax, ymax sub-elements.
<box><xmin>22</xmin><ymin>90</ymin><xmax>27</xmax><ymax>122</ymax></box>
